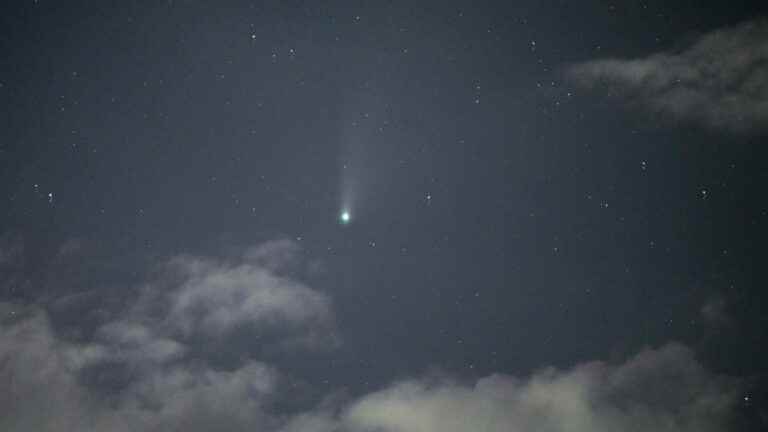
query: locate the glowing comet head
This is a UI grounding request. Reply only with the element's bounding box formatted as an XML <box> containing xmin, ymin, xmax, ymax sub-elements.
<box><xmin>340</xmin><ymin>211</ymin><xmax>351</xmax><ymax>224</ymax></box>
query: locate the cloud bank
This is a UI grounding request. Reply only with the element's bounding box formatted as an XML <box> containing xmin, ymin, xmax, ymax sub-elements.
<box><xmin>0</xmin><ymin>240</ymin><xmax>335</xmax><ymax>431</ymax></box>
<box><xmin>0</xmin><ymin>307</ymin><xmax>281</xmax><ymax>431</ymax></box>
<box><xmin>1</xmin><ymin>315</ymin><xmax>741</xmax><ymax>431</ymax></box>
<box><xmin>337</xmin><ymin>344</ymin><xmax>739</xmax><ymax>432</ymax></box>
<box><xmin>0</xmin><ymin>240</ymin><xmax>744</xmax><ymax>431</ymax></box>
<box><xmin>569</xmin><ymin>19</ymin><xmax>768</xmax><ymax>133</ymax></box>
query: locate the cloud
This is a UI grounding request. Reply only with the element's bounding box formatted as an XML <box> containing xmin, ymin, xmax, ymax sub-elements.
<box><xmin>0</xmin><ymin>306</ymin><xmax>745</xmax><ymax>432</ymax></box>
<box><xmin>0</xmin><ymin>306</ymin><xmax>282</xmax><ymax>432</ymax></box>
<box><xmin>119</xmin><ymin>361</ymin><xmax>280</xmax><ymax>431</ymax></box>
<box><xmin>164</xmin><ymin>252</ymin><xmax>334</xmax><ymax>341</ymax></box>
<box><xmin>336</xmin><ymin>344</ymin><xmax>740</xmax><ymax>432</ymax></box>
<box><xmin>0</xmin><ymin>240</ymin><xmax>337</xmax><ymax>431</ymax></box>
<box><xmin>57</xmin><ymin>239</ymin><xmax>337</xmax><ymax>371</ymax></box>
<box><xmin>0</xmin><ymin>241</ymin><xmax>746</xmax><ymax>431</ymax></box>
<box><xmin>0</xmin><ymin>308</ymin><xmax>93</xmax><ymax>432</ymax></box>
<box><xmin>700</xmin><ymin>295</ymin><xmax>730</xmax><ymax>326</ymax></box>
<box><xmin>95</xmin><ymin>321</ymin><xmax>187</xmax><ymax>365</ymax></box>
<box><xmin>107</xmin><ymin>240</ymin><xmax>337</xmax><ymax>358</ymax></box>
<box><xmin>568</xmin><ymin>19</ymin><xmax>768</xmax><ymax>133</ymax></box>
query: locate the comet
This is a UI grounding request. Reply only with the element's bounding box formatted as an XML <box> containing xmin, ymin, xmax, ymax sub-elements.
<box><xmin>340</xmin><ymin>210</ymin><xmax>351</xmax><ymax>224</ymax></box>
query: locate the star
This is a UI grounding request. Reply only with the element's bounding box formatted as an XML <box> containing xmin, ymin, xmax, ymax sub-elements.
<box><xmin>340</xmin><ymin>211</ymin><xmax>350</xmax><ymax>224</ymax></box>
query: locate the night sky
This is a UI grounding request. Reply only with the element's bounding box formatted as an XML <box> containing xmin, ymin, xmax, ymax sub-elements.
<box><xmin>2</xmin><ymin>1</ymin><xmax>768</xmax><ymax>431</ymax></box>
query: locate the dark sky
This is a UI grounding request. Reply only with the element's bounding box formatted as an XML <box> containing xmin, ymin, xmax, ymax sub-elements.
<box><xmin>1</xmin><ymin>1</ymin><xmax>767</xmax><ymax>431</ymax></box>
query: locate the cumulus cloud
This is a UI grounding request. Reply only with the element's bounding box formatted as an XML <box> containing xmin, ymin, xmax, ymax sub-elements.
<box><xmin>0</xmin><ymin>307</ymin><xmax>282</xmax><ymax>432</ymax></box>
<box><xmin>164</xmin><ymin>252</ymin><xmax>334</xmax><ymax>341</ymax></box>
<box><xmin>568</xmin><ymin>19</ymin><xmax>768</xmax><ymax>133</ymax></box>
<box><xmin>0</xmin><ymin>240</ymin><xmax>337</xmax><ymax>431</ymax></box>
<box><xmin>106</xmin><ymin>240</ymin><xmax>337</xmax><ymax>359</ymax></box>
<box><xmin>0</xmin><ymin>305</ymin><xmax>745</xmax><ymax>432</ymax></box>
<box><xmin>0</xmin><ymin>240</ymin><xmax>746</xmax><ymax>431</ymax></box>
<box><xmin>95</xmin><ymin>321</ymin><xmax>186</xmax><ymax>365</ymax></box>
<box><xmin>0</xmin><ymin>309</ymin><xmax>93</xmax><ymax>432</ymax></box>
<box><xmin>339</xmin><ymin>344</ymin><xmax>740</xmax><ymax>432</ymax></box>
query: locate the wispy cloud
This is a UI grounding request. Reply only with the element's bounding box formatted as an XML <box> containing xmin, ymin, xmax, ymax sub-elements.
<box><xmin>569</xmin><ymin>19</ymin><xmax>768</xmax><ymax>133</ymax></box>
<box><xmin>700</xmin><ymin>295</ymin><xmax>731</xmax><ymax>327</ymax></box>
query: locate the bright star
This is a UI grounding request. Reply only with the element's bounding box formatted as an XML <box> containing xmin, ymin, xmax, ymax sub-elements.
<box><xmin>340</xmin><ymin>211</ymin><xmax>351</xmax><ymax>224</ymax></box>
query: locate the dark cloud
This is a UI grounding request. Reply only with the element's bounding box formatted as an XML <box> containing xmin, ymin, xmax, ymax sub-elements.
<box><xmin>569</xmin><ymin>19</ymin><xmax>768</xmax><ymax>133</ymax></box>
